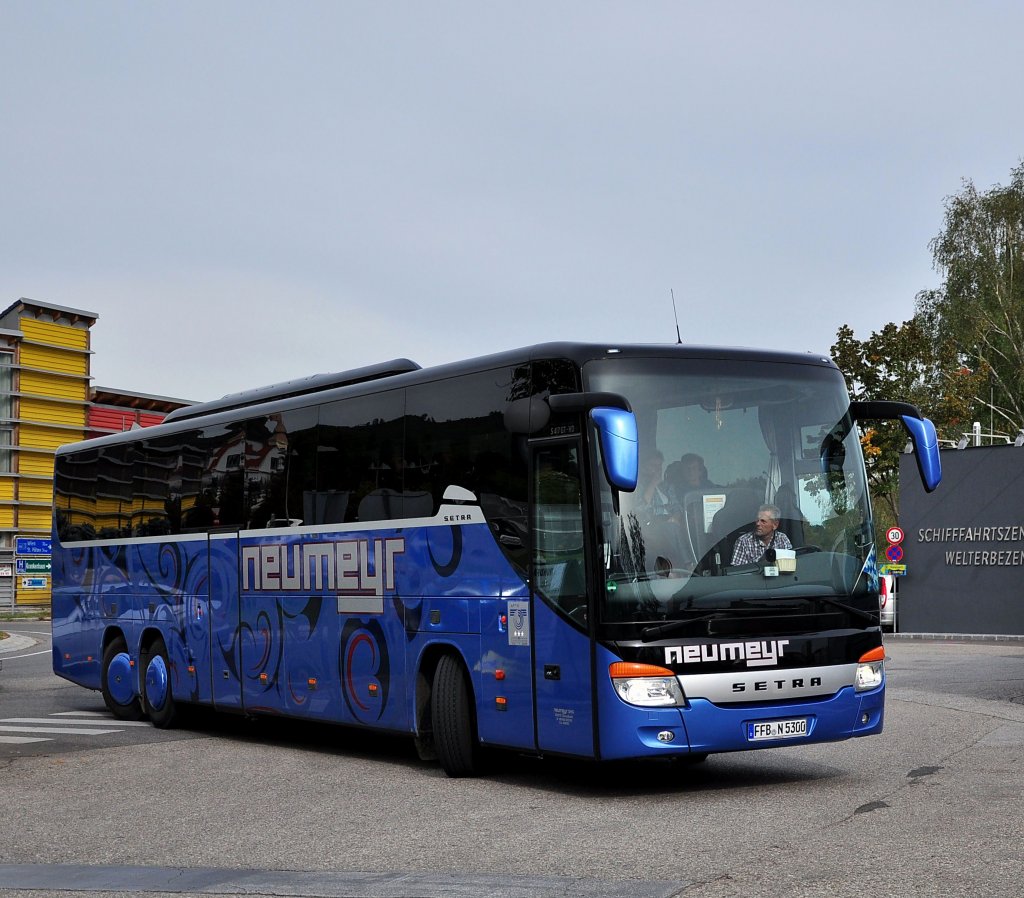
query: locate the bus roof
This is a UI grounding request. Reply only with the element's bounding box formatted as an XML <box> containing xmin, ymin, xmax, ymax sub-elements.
<box><xmin>56</xmin><ymin>342</ymin><xmax>838</xmax><ymax>455</ymax></box>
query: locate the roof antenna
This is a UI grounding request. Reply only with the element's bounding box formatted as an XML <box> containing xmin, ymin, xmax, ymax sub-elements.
<box><xmin>670</xmin><ymin>289</ymin><xmax>682</xmax><ymax>344</ymax></box>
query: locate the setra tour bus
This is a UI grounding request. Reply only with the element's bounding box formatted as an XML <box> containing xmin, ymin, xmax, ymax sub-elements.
<box><xmin>51</xmin><ymin>343</ymin><xmax>940</xmax><ymax>776</ymax></box>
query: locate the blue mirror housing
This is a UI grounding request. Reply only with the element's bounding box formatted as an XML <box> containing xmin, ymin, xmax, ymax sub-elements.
<box><xmin>590</xmin><ymin>407</ymin><xmax>638</xmax><ymax>492</ymax></box>
<box><xmin>849</xmin><ymin>400</ymin><xmax>943</xmax><ymax>494</ymax></box>
<box><xmin>902</xmin><ymin>414</ymin><xmax>941</xmax><ymax>492</ymax></box>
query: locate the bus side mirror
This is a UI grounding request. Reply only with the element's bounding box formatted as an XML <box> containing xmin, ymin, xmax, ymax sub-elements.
<box><xmin>849</xmin><ymin>400</ymin><xmax>942</xmax><ymax>493</ymax></box>
<box><xmin>590</xmin><ymin>407</ymin><xmax>638</xmax><ymax>492</ymax></box>
<box><xmin>547</xmin><ymin>392</ymin><xmax>638</xmax><ymax>492</ymax></box>
<box><xmin>901</xmin><ymin>414</ymin><xmax>941</xmax><ymax>493</ymax></box>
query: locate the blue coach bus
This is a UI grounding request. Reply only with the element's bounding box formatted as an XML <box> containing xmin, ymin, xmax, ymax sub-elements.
<box><xmin>51</xmin><ymin>343</ymin><xmax>940</xmax><ymax>776</ymax></box>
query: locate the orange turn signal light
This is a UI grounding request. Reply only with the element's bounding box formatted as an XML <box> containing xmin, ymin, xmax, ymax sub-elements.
<box><xmin>859</xmin><ymin>646</ymin><xmax>886</xmax><ymax>663</ymax></box>
<box><xmin>609</xmin><ymin>662</ymin><xmax>676</xmax><ymax>679</ymax></box>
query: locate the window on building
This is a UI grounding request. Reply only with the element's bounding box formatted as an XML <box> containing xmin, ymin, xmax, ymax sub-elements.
<box><xmin>0</xmin><ymin>428</ymin><xmax>10</xmax><ymax>474</ymax></box>
<box><xmin>0</xmin><ymin>352</ymin><xmax>12</xmax><ymax>423</ymax></box>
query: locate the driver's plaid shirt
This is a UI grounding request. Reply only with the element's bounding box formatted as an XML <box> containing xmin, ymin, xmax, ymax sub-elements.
<box><xmin>731</xmin><ymin>530</ymin><xmax>792</xmax><ymax>565</ymax></box>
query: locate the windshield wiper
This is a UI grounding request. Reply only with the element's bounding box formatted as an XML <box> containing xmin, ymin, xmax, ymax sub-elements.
<box><xmin>799</xmin><ymin>594</ymin><xmax>878</xmax><ymax>624</ymax></box>
<box><xmin>641</xmin><ymin>612</ymin><xmax>730</xmax><ymax>642</ymax></box>
<box><xmin>640</xmin><ymin>595</ymin><xmax>877</xmax><ymax>642</ymax></box>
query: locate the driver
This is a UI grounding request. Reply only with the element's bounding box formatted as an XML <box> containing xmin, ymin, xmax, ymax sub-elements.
<box><xmin>731</xmin><ymin>504</ymin><xmax>792</xmax><ymax>565</ymax></box>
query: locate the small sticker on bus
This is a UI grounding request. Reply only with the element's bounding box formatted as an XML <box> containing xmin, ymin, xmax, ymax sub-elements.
<box><xmin>507</xmin><ymin>601</ymin><xmax>529</xmax><ymax>646</ymax></box>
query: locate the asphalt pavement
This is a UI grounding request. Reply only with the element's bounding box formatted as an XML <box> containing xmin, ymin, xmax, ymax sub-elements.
<box><xmin>2</xmin><ymin>623</ymin><xmax>1023</xmax><ymax>898</ymax></box>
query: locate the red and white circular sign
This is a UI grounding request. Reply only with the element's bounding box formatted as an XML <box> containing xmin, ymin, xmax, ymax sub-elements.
<box><xmin>886</xmin><ymin>526</ymin><xmax>905</xmax><ymax>545</ymax></box>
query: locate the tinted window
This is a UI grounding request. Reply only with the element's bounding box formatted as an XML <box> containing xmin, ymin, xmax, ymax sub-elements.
<box><xmin>132</xmin><ymin>437</ymin><xmax>175</xmax><ymax>536</ymax></box>
<box><xmin>55</xmin><ymin>447</ymin><xmax>99</xmax><ymax>541</ymax></box>
<box><xmin>407</xmin><ymin>367</ymin><xmax>528</xmax><ymax>572</ymax></box>
<box><xmin>244</xmin><ymin>407</ymin><xmax>318</xmax><ymax>528</ymax></box>
<box><xmin>317</xmin><ymin>390</ymin><xmax>406</xmax><ymax>523</ymax></box>
<box><xmin>176</xmin><ymin>422</ymin><xmax>247</xmax><ymax>531</ymax></box>
<box><xmin>97</xmin><ymin>443</ymin><xmax>132</xmax><ymax>539</ymax></box>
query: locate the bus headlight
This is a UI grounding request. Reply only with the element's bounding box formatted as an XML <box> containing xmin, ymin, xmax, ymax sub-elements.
<box><xmin>609</xmin><ymin>662</ymin><xmax>685</xmax><ymax>707</ymax></box>
<box><xmin>855</xmin><ymin>646</ymin><xmax>886</xmax><ymax>692</ymax></box>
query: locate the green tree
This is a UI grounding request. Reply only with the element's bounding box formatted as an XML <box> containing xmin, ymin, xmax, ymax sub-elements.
<box><xmin>831</xmin><ymin>319</ymin><xmax>985</xmax><ymax>526</ymax></box>
<box><xmin>916</xmin><ymin>160</ymin><xmax>1024</xmax><ymax>438</ymax></box>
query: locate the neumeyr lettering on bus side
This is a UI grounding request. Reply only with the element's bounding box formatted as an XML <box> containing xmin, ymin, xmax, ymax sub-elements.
<box><xmin>242</xmin><ymin>538</ymin><xmax>406</xmax><ymax>597</ymax></box>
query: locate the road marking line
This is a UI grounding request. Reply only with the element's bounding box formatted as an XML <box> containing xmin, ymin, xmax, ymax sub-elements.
<box><xmin>0</xmin><ymin>649</ymin><xmax>52</xmax><ymax>660</ymax></box>
<box><xmin>0</xmin><ymin>725</ymin><xmax>122</xmax><ymax>736</ymax></box>
<box><xmin>3</xmin><ymin>717</ymin><xmax>152</xmax><ymax>728</ymax></box>
<box><xmin>0</xmin><ymin>735</ymin><xmax>51</xmax><ymax>744</ymax></box>
<box><xmin>53</xmin><ymin>711</ymin><xmax>150</xmax><ymax>725</ymax></box>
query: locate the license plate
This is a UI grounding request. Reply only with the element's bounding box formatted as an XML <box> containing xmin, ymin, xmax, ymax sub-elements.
<box><xmin>747</xmin><ymin>717</ymin><xmax>808</xmax><ymax>741</ymax></box>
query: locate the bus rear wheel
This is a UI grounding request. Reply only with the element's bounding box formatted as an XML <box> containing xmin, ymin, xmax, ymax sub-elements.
<box><xmin>431</xmin><ymin>654</ymin><xmax>479</xmax><ymax>777</ymax></box>
<box><xmin>101</xmin><ymin>638</ymin><xmax>143</xmax><ymax>721</ymax></box>
<box><xmin>141</xmin><ymin>636</ymin><xmax>179</xmax><ymax>729</ymax></box>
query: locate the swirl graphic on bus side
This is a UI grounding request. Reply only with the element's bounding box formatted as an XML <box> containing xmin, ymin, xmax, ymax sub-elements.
<box><xmin>394</xmin><ymin>593</ymin><xmax>423</xmax><ymax>639</ymax></box>
<box><xmin>427</xmin><ymin>525</ymin><xmax>462</xmax><ymax>578</ymax></box>
<box><xmin>339</xmin><ymin>618</ymin><xmax>390</xmax><ymax>723</ymax></box>
<box><xmin>241</xmin><ymin>605</ymin><xmax>285</xmax><ymax>702</ymax></box>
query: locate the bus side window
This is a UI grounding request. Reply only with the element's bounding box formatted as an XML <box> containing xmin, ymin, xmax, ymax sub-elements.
<box><xmin>244</xmin><ymin>408</ymin><xmax>317</xmax><ymax>528</ymax></box>
<box><xmin>318</xmin><ymin>391</ymin><xmax>406</xmax><ymax>523</ymax></box>
<box><xmin>533</xmin><ymin>445</ymin><xmax>587</xmax><ymax>615</ymax></box>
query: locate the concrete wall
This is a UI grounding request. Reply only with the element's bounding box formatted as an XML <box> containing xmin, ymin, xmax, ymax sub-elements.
<box><xmin>899</xmin><ymin>445</ymin><xmax>1024</xmax><ymax>635</ymax></box>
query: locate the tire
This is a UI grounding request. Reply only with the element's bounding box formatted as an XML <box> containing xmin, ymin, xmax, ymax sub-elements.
<box><xmin>141</xmin><ymin>636</ymin><xmax>178</xmax><ymax>729</ymax></box>
<box><xmin>101</xmin><ymin>638</ymin><xmax>143</xmax><ymax>721</ymax></box>
<box><xmin>431</xmin><ymin>654</ymin><xmax>479</xmax><ymax>777</ymax></box>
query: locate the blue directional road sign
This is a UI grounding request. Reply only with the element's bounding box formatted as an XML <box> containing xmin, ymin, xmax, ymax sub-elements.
<box><xmin>15</xmin><ymin>537</ymin><xmax>52</xmax><ymax>556</ymax></box>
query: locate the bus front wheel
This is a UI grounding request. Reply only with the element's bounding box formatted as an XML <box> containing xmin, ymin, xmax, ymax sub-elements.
<box><xmin>431</xmin><ymin>654</ymin><xmax>479</xmax><ymax>777</ymax></box>
<box><xmin>101</xmin><ymin>638</ymin><xmax>143</xmax><ymax>721</ymax></box>
<box><xmin>142</xmin><ymin>636</ymin><xmax>179</xmax><ymax>729</ymax></box>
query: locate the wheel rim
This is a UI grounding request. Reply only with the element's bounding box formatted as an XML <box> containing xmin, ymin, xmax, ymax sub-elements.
<box><xmin>107</xmin><ymin>652</ymin><xmax>135</xmax><ymax>706</ymax></box>
<box><xmin>145</xmin><ymin>654</ymin><xmax>169</xmax><ymax>711</ymax></box>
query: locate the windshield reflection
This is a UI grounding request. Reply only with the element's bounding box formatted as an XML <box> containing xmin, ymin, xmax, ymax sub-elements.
<box><xmin>585</xmin><ymin>357</ymin><xmax>876</xmax><ymax>623</ymax></box>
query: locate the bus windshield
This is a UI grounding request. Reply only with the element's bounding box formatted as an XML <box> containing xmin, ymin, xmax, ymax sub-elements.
<box><xmin>585</xmin><ymin>356</ymin><xmax>875</xmax><ymax>623</ymax></box>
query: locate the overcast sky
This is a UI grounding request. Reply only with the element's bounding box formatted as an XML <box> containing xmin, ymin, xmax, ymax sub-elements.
<box><xmin>2</xmin><ymin>2</ymin><xmax>1022</xmax><ymax>403</ymax></box>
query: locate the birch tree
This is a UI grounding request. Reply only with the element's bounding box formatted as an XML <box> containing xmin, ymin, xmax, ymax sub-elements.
<box><xmin>916</xmin><ymin>160</ymin><xmax>1024</xmax><ymax>437</ymax></box>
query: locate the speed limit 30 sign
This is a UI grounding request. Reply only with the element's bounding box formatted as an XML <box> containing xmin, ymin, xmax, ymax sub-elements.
<box><xmin>886</xmin><ymin>526</ymin><xmax>905</xmax><ymax>545</ymax></box>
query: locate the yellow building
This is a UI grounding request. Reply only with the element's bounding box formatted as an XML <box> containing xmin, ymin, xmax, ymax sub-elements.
<box><xmin>0</xmin><ymin>299</ymin><xmax>96</xmax><ymax>607</ymax></box>
<box><xmin>0</xmin><ymin>298</ymin><xmax>191</xmax><ymax>608</ymax></box>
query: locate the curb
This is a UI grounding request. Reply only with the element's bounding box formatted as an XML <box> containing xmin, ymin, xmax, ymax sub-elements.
<box><xmin>886</xmin><ymin>632</ymin><xmax>1024</xmax><ymax>643</ymax></box>
<box><xmin>0</xmin><ymin>633</ymin><xmax>38</xmax><ymax>654</ymax></box>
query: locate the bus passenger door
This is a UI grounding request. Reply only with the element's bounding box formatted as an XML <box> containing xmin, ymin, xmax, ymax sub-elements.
<box><xmin>531</xmin><ymin>441</ymin><xmax>596</xmax><ymax>758</ymax></box>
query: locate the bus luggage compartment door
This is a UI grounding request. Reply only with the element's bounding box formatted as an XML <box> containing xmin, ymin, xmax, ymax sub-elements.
<box><xmin>209</xmin><ymin>532</ymin><xmax>242</xmax><ymax>709</ymax></box>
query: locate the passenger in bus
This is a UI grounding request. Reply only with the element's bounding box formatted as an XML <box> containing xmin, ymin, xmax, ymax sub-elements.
<box><xmin>664</xmin><ymin>452</ymin><xmax>717</xmax><ymax>502</ymax></box>
<box><xmin>625</xmin><ymin>451</ymin><xmax>690</xmax><ymax>572</ymax></box>
<box><xmin>731</xmin><ymin>504</ymin><xmax>792</xmax><ymax>564</ymax></box>
<box><xmin>661</xmin><ymin>452</ymin><xmax>722</xmax><ymax>563</ymax></box>
<box><xmin>634</xmin><ymin>450</ymin><xmax>673</xmax><ymax>519</ymax></box>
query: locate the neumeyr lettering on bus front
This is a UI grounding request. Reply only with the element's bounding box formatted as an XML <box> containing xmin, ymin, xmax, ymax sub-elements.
<box><xmin>665</xmin><ymin>639</ymin><xmax>790</xmax><ymax>668</ymax></box>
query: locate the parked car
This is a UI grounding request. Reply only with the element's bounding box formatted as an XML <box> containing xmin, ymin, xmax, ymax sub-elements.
<box><xmin>879</xmin><ymin>573</ymin><xmax>897</xmax><ymax>631</ymax></box>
